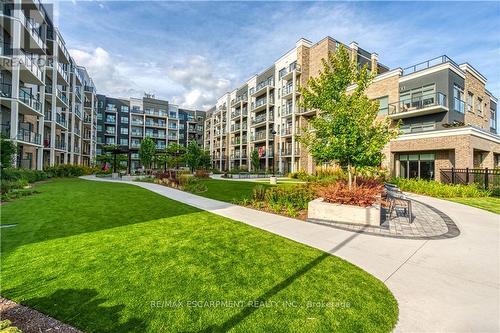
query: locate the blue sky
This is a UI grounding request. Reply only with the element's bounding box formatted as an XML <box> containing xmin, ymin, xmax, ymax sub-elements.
<box><xmin>55</xmin><ymin>1</ymin><xmax>500</xmax><ymax>110</ymax></box>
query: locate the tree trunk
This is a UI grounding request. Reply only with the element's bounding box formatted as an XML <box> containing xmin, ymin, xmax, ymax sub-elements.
<box><xmin>347</xmin><ymin>162</ymin><xmax>352</xmax><ymax>190</ymax></box>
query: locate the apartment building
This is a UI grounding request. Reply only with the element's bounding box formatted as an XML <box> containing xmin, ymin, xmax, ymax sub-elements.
<box><xmin>204</xmin><ymin>36</ymin><xmax>499</xmax><ymax>181</ymax></box>
<box><xmin>204</xmin><ymin>37</ymin><xmax>387</xmax><ymax>172</ymax></box>
<box><xmin>0</xmin><ymin>0</ymin><xmax>98</xmax><ymax>169</ymax></box>
<box><xmin>96</xmin><ymin>94</ymin><xmax>205</xmax><ymax>171</ymax></box>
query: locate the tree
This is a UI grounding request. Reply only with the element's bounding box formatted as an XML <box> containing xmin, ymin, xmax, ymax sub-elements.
<box><xmin>299</xmin><ymin>45</ymin><xmax>399</xmax><ymax>189</ymax></box>
<box><xmin>139</xmin><ymin>137</ymin><xmax>156</xmax><ymax>172</ymax></box>
<box><xmin>98</xmin><ymin>145</ymin><xmax>127</xmax><ymax>173</ymax></box>
<box><xmin>185</xmin><ymin>141</ymin><xmax>203</xmax><ymax>172</ymax></box>
<box><xmin>250</xmin><ymin>149</ymin><xmax>260</xmax><ymax>172</ymax></box>
<box><xmin>0</xmin><ymin>135</ymin><xmax>16</xmax><ymax>168</ymax></box>
<box><xmin>199</xmin><ymin>150</ymin><xmax>211</xmax><ymax>170</ymax></box>
<box><xmin>164</xmin><ymin>143</ymin><xmax>186</xmax><ymax>169</ymax></box>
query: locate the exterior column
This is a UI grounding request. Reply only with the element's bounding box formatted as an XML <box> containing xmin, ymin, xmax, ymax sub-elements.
<box><xmin>10</xmin><ymin>6</ymin><xmax>22</xmax><ymax>167</ymax></box>
<box><xmin>291</xmin><ymin>69</ymin><xmax>297</xmax><ymax>173</ymax></box>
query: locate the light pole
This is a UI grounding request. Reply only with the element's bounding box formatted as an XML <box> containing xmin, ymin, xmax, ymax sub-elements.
<box><xmin>271</xmin><ymin>129</ymin><xmax>277</xmax><ymax>176</ymax></box>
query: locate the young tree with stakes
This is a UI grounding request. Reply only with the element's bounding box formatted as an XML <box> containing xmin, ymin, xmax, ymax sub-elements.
<box><xmin>299</xmin><ymin>45</ymin><xmax>399</xmax><ymax>189</ymax></box>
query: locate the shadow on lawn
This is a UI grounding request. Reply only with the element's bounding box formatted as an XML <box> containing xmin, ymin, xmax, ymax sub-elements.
<box><xmin>1</xmin><ymin>178</ymin><xmax>202</xmax><ymax>254</ymax></box>
<box><xmin>198</xmin><ymin>229</ymin><xmax>364</xmax><ymax>332</ymax></box>
<box><xmin>4</xmin><ymin>288</ymin><xmax>148</xmax><ymax>332</ymax></box>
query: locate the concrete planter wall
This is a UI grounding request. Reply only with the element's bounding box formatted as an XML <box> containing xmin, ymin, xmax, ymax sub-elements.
<box><xmin>307</xmin><ymin>198</ymin><xmax>381</xmax><ymax>226</ymax></box>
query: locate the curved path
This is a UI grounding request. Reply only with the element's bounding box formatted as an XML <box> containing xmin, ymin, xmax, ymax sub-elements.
<box><xmin>81</xmin><ymin>176</ymin><xmax>499</xmax><ymax>332</ymax></box>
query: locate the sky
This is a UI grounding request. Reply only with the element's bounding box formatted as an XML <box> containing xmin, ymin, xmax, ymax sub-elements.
<box><xmin>53</xmin><ymin>1</ymin><xmax>500</xmax><ymax>110</ymax></box>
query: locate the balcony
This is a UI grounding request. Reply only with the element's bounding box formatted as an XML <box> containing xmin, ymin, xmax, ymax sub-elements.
<box><xmin>131</xmin><ymin>142</ymin><xmax>141</xmax><ymax>149</ymax></box>
<box><xmin>105</xmin><ymin>106</ymin><xmax>117</xmax><ymax>113</ymax></box>
<box><xmin>74</xmin><ymin>127</ymin><xmax>81</xmax><ymax>136</ymax></box>
<box><xmin>55</xmin><ymin>141</ymin><xmax>66</xmax><ymax>150</ymax></box>
<box><xmin>84</xmin><ymin>101</ymin><xmax>92</xmax><ymax>108</ymax></box>
<box><xmin>75</xmin><ymin>107</ymin><xmax>82</xmax><ymax>119</ymax></box>
<box><xmin>84</xmin><ymin>115</ymin><xmax>92</xmax><ymax>124</ymax></box>
<box><xmin>252</xmin><ymin>80</ymin><xmax>275</xmax><ymax>97</ymax></box>
<box><xmin>230</xmin><ymin>152</ymin><xmax>247</xmax><ymax>160</ymax></box>
<box><xmin>388</xmin><ymin>92</ymin><xmax>448</xmax><ymax>119</ymax></box>
<box><xmin>131</xmin><ymin>131</ymin><xmax>143</xmax><ymax>137</ymax></box>
<box><xmin>282</xmin><ymin>104</ymin><xmax>294</xmax><ymax>117</ymax></box>
<box><xmin>281</xmin><ymin>127</ymin><xmax>297</xmax><ymax>136</ymax></box>
<box><xmin>231</xmin><ymin>95</ymin><xmax>248</xmax><ymax>106</ymax></box>
<box><xmin>145</xmin><ymin>109</ymin><xmax>168</xmax><ymax>117</ymax></box>
<box><xmin>231</xmin><ymin>137</ymin><xmax>248</xmax><ymax>145</ymax></box>
<box><xmin>281</xmin><ymin>146</ymin><xmax>300</xmax><ymax>156</ymax></box>
<box><xmin>251</xmin><ymin>131</ymin><xmax>268</xmax><ymax>142</ymax></box>
<box><xmin>18</xmin><ymin>88</ymin><xmax>42</xmax><ymax>116</ymax></box>
<box><xmin>146</xmin><ymin>120</ymin><xmax>166</xmax><ymax>127</ymax></box>
<box><xmin>56</xmin><ymin>88</ymin><xmax>68</xmax><ymax>107</ymax></box>
<box><xmin>281</xmin><ymin>63</ymin><xmax>302</xmax><ymax>81</ymax></box>
<box><xmin>18</xmin><ymin>50</ymin><xmax>43</xmax><ymax>84</ymax></box>
<box><xmin>251</xmin><ymin>113</ymin><xmax>274</xmax><ymax>126</ymax></box>
<box><xmin>282</xmin><ymin>84</ymin><xmax>300</xmax><ymax>100</ymax></box>
<box><xmin>168</xmin><ymin>135</ymin><xmax>178</xmax><ymax>140</ymax></box>
<box><xmin>74</xmin><ymin>146</ymin><xmax>81</xmax><ymax>154</ymax></box>
<box><xmin>252</xmin><ymin>97</ymin><xmax>274</xmax><ymax>112</ymax></box>
<box><xmin>56</xmin><ymin>113</ymin><xmax>67</xmax><ymax>128</ymax></box>
<box><xmin>17</xmin><ymin>128</ymin><xmax>41</xmax><ymax>145</ymax></box>
<box><xmin>131</xmin><ymin>119</ymin><xmax>143</xmax><ymax>126</ymax></box>
<box><xmin>57</xmin><ymin>62</ymin><xmax>69</xmax><ymax>84</ymax></box>
<box><xmin>18</xmin><ymin>9</ymin><xmax>46</xmax><ymax>51</ymax></box>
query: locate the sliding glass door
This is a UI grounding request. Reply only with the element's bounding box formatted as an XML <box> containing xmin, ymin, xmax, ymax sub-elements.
<box><xmin>398</xmin><ymin>153</ymin><xmax>436</xmax><ymax>180</ymax></box>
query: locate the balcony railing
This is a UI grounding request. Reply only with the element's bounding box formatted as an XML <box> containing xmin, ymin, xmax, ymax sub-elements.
<box><xmin>19</xmin><ymin>50</ymin><xmax>43</xmax><ymax>81</ymax></box>
<box><xmin>17</xmin><ymin>128</ymin><xmax>41</xmax><ymax>145</ymax></box>
<box><xmin>252</xmin><ymin>112</ymin><xmax>274</xmax><ymax>125</ymax></box>
<box><xmin>145</xmin><ymin>109</ymin><xmax>168</xmax><ymax>117</ymax></box>
<box><xmin>57</xmin><ymin>88</ymin><xmax>68</xmax><ymax>105</ymax></box>
<box><xmin>19</xmin><ymin>88</ymin><xmax>41</xmax><ymax>113</ymax></box>
<box><xmin>388</xmin><ymin>92</ymin><xmax>447</xmax><ymax>116</ymax></box>
<box><xmin>131</xmin><ymin>120</ymin><xmax>143</xmax><ymax>126</ymax></box>
<box><xmin>56</xmin><ymin>113</ymin><xmax>67</xmax><ymax>127</ymax></box>
<box><xmin>84</xmin><ymin>101</ymin><xmax>92</xmax><ymax>108</ymax></box>
<box><xmin>402</xmin><ymin>55</ymin><xmax>460</xmax><ymax>76</ymax></box>
<box><xmin>131</xmin><ymin>131</ymin><xmax>143</xmax><ymax>137</ymax></box>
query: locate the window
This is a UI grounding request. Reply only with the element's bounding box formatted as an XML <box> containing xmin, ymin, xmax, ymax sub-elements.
<box><xmin>279</xmin><ymin>67</ymin><xmax>286</xmax><ymax>79</ymax></box>
<box><xmin>120</xmin><ymin>138</ymin><xmax>128</xmax><ymax>145</ymax></box>
<box><xmin>467</xmin><ymin>92</ymin><xmax>474</xmax><ymax>112</ymax></box>
<box><xmin>400</xmin><ymin>122</ymin><xmax>435</xmax><ymax>134</ymax></box>
<box><xmin>121</xmin><ymin>116</ymin><xmax>129</xmax><ymax>124</ymax></box>
<box><xmin>122</xmin><ymin>106</ymin><xmax>129</xmax><ymax>113</ymax></box>
<box><xmin>476</xmin><ymin>97</ymin><xmax>483</xmax><ymax>116</ymax></box>
<box><xmin>377</xmin><ymin>96</ymin><xmax>389</xmax><ymax>115</ymax></box>
<box><xmin>491</xmin><ymin>109</ymin><xmax>497</xmax><ymax>130</ymax></box>
<box><xmin>97</xmin><ymin>124</ymin><xmax>103</xmax><ymax>132</ymax></box>
<box><xmin>453</xmin><ymin>84</ymin><xmax>464</xmax><ymax>113</ymax></box>
<box><xmin>179</xmin><ymin>123</ymin><xmax>185</xmax><ymax>129</ymax></box>
<box><xmin>399</xmin><ymin>153</ymin><xmax>435</xmax><ymax>180</ymax></box>
<box><xmin>97</xmin><ymin>113</ymin><xmax>103</xmax><ymax>120</ymax></box>
<box><xmin>120</xmin><ymin>127</ymin><xmax>128</xmax><ymax>135</ymax></box>
<box><xmin>105</xmin><ymin>137</ymin><xmax>115</xmax><ymax>144</ymax></box>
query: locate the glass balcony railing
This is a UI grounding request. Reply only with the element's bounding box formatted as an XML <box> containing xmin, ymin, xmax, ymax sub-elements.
<box><xmin>388</xmin><ymin>92</ymin><xmax>447</xmax><ymax>116</ymax></box>
<box><xmin>57</xmin><ymin>88</ymin><xmax>68</xmax><ymax>105</ymax></box>
<box><xmin>18</xmin><ymin>88</ymin><xmax>41</xmax><ymax>113</ymax></box>
<box><xmin>56</xmin><ymin>113</ymin><xmax>67</xmax><ymax>127</ymax></box>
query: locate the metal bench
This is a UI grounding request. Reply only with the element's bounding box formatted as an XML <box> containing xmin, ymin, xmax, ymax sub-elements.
<box><xmin>385</xmin><ymin>185</ymin><xmax>412</xmax><ymax>223</ymax></box>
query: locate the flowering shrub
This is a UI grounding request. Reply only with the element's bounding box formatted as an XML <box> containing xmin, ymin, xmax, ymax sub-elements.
<box><xmin>194</xmin><ymin>170</ymin><xmax>210</xmax><ymax>178</ymax></box>
<box><xmin>317</xmin><ymin>180</ymin><xmax>383</xmax><ymax>207</ymax></box>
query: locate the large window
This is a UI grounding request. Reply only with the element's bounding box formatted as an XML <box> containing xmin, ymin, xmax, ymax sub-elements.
<box><xmin>400</xmin><ymin>121</ymin><xmax>436</xmax><ymax>134</ymax></box>
<box><xmin>121</xmin><ymin>116</ymin><xmax>129</xmax><ymax>124</ymax></box>
<box><xmin>399</xmin><ymin>84</ymin><xmax>435</xmax><ymax>111</ymax></box>
<box><xmin>120</xmin><ymin>127</ymin><xmax>128</xmax><ymax>135</ymax></box>
<box><xmin>399</xmin><ymin>153</ymin><xmax>435</xmax><ymax>180</ymax></box>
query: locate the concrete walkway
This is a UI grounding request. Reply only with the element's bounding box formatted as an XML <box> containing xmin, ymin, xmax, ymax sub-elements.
<box><xmin>81</xmin><ymin>176</ymin><xmax>499</xmax><ymax>332</ymax></box>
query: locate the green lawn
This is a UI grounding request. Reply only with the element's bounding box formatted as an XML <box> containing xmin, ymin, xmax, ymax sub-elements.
<box><xmin>447</xmin><ymin>197</ymin><xmax>500</xmax><ymax>215</ymax></box>
<box><xmin>1</xmin><ymin>178</ymin><xmax>397</xmax><ymax>332</ymax></box>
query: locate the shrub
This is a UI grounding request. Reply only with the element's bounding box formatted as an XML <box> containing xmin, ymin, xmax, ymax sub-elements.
<box><xmin>45</xmin><ymin>164</ymin><xmax>97</xmax><ymax>178</ymax></box>
<box><xmin>252</xmin><ymin>185</ymin><xmax>267</xmax><ymax>201</ymax></box>
<box><xmin>264</xmin><ymin>184</ymin><xmax>316</xmax><ymax>211</ymax></box>
<box><xmin>1</xmin><ymin>168</ymin><xmax>48</xmax><ymax>183</ymax></box>
<box><xmin>391</xmin><ymin>177</ymin><xmax>490</xmax><ymax>198</ymax></box>
<box><xmin>1</xmin><ymin>178</ymin><xmax>29</xmax><ymax>194</ymax></box>
<box><xmin>194</xmin><ymin>170</ymin><xmax>210</xmax><ymax>178</ymax></box>
<box><xmin>317</xmin><ymin>180</ymin><xmax>383</xmax><ymax>207</ymax></box>
<box><xmin>0</xmin><ymin>319</ymin><xmax>21</xmax><ymax>333</ymax></box>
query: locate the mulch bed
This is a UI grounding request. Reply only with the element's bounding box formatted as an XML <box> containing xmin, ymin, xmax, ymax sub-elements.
<box><xmin>0</xmin><ymin>297</ymin><xmax>82</xmax><ymax>333</ymax></box>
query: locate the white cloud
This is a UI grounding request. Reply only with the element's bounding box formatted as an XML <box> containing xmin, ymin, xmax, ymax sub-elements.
<box><xmin>69</xmin><ymin>48</ymin><xmax>231</xmax><ymax>110</ymax></box>
<box><xmin>166</xmin><ymin>55</ymin><xmax>231</xmax><ymax>109</ymax></box>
